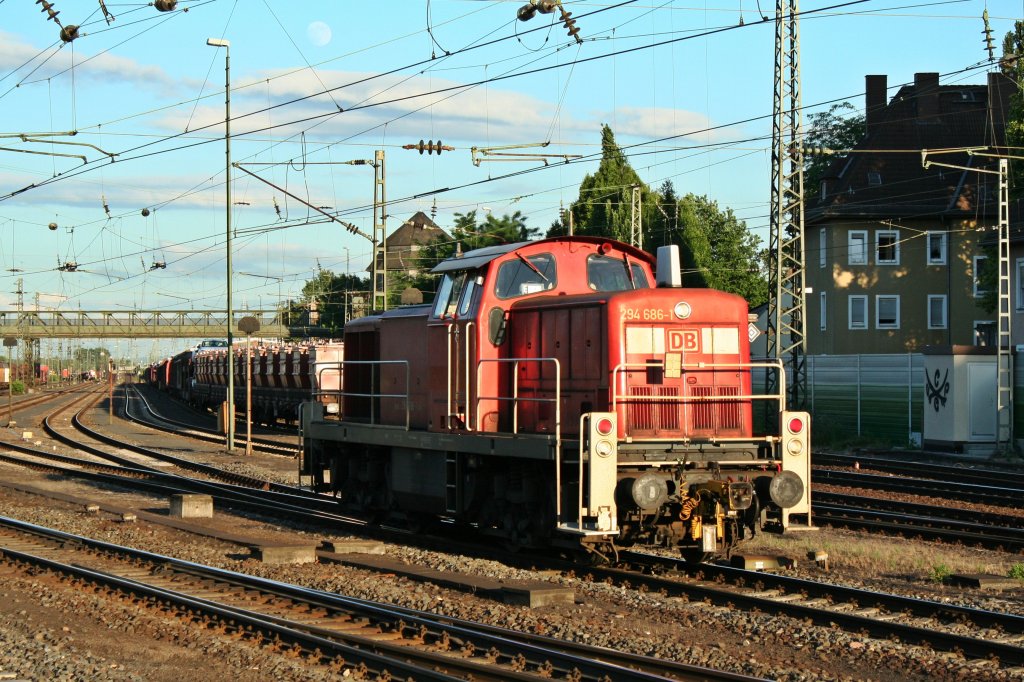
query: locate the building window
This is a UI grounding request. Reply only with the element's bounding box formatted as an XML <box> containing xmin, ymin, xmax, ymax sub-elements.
<box><xmin>820</xmin><ymin>292</ymin><xmax>826</xmax><ymax>330</ymax></box>
<box><xmin>876</xmin><ymin>295</ymin><xmax>900</xmax><ymax>329</ymax></box>
<box><xmin>848</xmin><ymin>231</ymin><xmax>867</xmax><ymax>265</ymax></box>
<box><xmin>848</xmin><ymin>295</ymin><xmax>867</xmax><ymax>329</ymax></box>
<box><xmin>974</xmin><ymin>321</ymin><xmax>995</xmax><ymax>346</ymax></box>
<box><xmin>973</xmin><ymin>255</ymin><xmax>989</xmax><ymax>297</ymax></box>
<box><xmin>928</xmin><ymin>295</ymin><xmax>947</xmax><ymax>329</ymax></box>
<box><xmin>926</xmin><ymin>232</ymin><xmax>947</xmax><ymax>265</ymax></box>
<box><xmin>819</xmin><ymin>228</ymin><xmax>826</xmax><ymax>268</ymax></box>
<box><xmin>1017</xmin><ymin>258</ymin><xmax>1024</xmax><ymax>311</ymax></box>
<box><xmin>867</xmin><ymin>171</ymin><xmax>882</xmax><ymax>186</ymax></box>
<box><xmin>876</xmin><ymin>230</ymin><xmax>899</xmax><ymax>265</ymax></box>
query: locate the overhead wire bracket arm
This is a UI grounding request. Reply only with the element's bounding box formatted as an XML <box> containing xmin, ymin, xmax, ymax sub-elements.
<box><xmin>233</xmin><ymin>164</ymin><xmax>375</xmax><ymax>242</ymax></box>
<box><xmin>0</xmin><ymin>146</ymin><xmax>86</xmax><ymax>164</ymax></box>
<box><xmin>470</xmin><ymin>142</ymin><xmax>580</xmax><ymax>167</ymax></box>
<box><xmin>17</xmin><ymin>135</ymin><xmax>117</xmax><ymax>161</ymax></box>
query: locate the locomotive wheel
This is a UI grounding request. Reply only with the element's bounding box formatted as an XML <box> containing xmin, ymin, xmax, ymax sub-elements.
<box><xmin>681</xmin><ymin>548</ymin><xmax>711</xmax><ymax>564</ymax></box>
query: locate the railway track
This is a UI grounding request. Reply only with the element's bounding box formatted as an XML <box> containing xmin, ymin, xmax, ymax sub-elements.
<box><xmin>9</xmin><ymin>392</ymin><xmax>1024</xmax><ymax>675</ymax></box>
<box><xmin>0</xmin><ymin>515</ymin><xmax>756</xmax><ymax>682</ymax></box>
<box><xmin>123</xmin><ymin>383</ymin><xmax>299</xmax><ymax>457</ymax></box>
<box><xmin>603</xmin><ymin>552</ymin><xmax>1024</xmax><ymax>670</ymax></box>
<box><xmin>815</xmin><ymin>452</ymin><xmax>1024</xmax><ymax>489</ymax></box>
<box><xmin>812</xmin><ymin>468</ymin><xmax>1023</xmax><ymax>507</ymax></box>
<box><xmin>813</xmin><ymin>492</ymin><xmax>1024</xmax><ymax>551</ymax></box>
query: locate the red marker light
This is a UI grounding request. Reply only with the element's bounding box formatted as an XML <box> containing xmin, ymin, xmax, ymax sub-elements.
<box><xmin>788</xmin><ymin>417</ymin><xmax>803</xmax><ymax>434</ymax></box>
<box><xmin>596</xmin><ymin>418</ymin><xmax>613</xmax><ymax>435</ymax></box>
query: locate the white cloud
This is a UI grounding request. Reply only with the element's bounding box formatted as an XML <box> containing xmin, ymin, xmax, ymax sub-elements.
<box><xmin>0</xmin><ymin>30</ymin><xmax>190</xmax><ymax>93</ymax></box>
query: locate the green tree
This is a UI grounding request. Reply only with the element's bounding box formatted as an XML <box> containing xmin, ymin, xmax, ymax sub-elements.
<box><xmin>382</xmin><ymin>210</ymin><xmax>541</xmax><ymax>308</ymax></box>
<box><xmin>298</xmin><ymin>269</ymin><xmax>368</xmax><ymax>333</ymax></box>
<box><xmin>668</xmin><ymin>194</ymin><xmax>768</xmax><ymax>307</ymax></box>
<box><xmin>550</xmin><ymin>125</ymin><xmax>659</xmax><ymax>242</ymax></box>
<box><xmin>978</xmin><ymin>23</ymin><xmax>1024</xmax><ymax>314</ymax></box>
<box><xmin>803</xmin><ymin>102</ymin><xmax>865</xmax><ymax>192</ymax></box>
<box><xmin>1003</xmin><ymin>21</ymin><xmax>1024</xmax><ymax>196</ymax></box>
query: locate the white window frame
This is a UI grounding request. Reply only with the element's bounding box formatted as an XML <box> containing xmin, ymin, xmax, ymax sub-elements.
<box><xmin>973</xmin><ymin>255</ymin><xmax>989</xmax><ymax>298</ymax></box>
<box><xmin>926</xmin><ymin>231</ymin><xmax>947</xmax><ymax>265</ymax></box>
<box><xmin>819</xmin><ymin>228</ymin><xmax>826</xmax><ymax>268</ymax></box>
<box><xmin>875</xmin><ymin>230</ymin><xmax>899</xmax><ymax>265</ymax></box>
<box><xmin>1016</xmin><ymin>258</ymin><xmax>1024</xmax><ymax>311</ymax></box>
<box><xmin>848</xmin><ymin>295</ymin><xmax>867</xmax><ymax>330</ymax></box>
<box><xmin>819</xmin><ymin>291</ymin><xmax>826</xmax><ymax>330</ymax></box>
<box><xmin>927</xmin><ymin>294</ymin><xmax>947</xmax><ymax>329</ymax></box>
<box><xmin>974</xmin><ymin>320</ymin><xmax>995</xmax><ymax>346</ymax></box>
<box><xmin>875</xmin><ymin>294</ymin><xmax>900</xmax><ymax>329</ymax></box>
<box><xmin>848</xmin><ymin>230</ymin><xmax>867</xmax><ymax>265</ymax></box>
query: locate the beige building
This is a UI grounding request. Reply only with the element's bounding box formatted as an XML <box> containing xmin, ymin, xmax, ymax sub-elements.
<box><xmin>805</xmin><ymin>71</ymin><xmax>1014</xmax><ymax>354</ymax></box>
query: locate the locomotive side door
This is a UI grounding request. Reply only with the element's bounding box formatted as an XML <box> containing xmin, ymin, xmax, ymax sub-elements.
<box><xmin>426</xmin><ymin>270</ymin><xmax>481</xmax><ymax>431</ymax></box>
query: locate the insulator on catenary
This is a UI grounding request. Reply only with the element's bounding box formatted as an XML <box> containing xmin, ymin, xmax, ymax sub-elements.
<box><xmin>402</xmin><ymin>139</ymin><xmax>453</xmax><ymax>155</ymax></box>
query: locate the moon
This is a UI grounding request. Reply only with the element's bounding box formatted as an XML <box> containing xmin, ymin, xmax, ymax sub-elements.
<box><xmin>307</xmin><ymin>21</ymin><xmax>332</xmax><ymax>47</ymax></box>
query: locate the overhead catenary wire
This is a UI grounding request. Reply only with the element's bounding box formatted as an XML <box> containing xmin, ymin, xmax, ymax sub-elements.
<box><xmin>0</xmin><ymin>0</ymin><xmax>1007</xmax><ymax>305</ymax></box>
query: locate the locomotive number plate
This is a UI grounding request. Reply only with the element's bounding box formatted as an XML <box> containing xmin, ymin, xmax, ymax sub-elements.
<box><xmin>621</xmin><ymin>307</ymin><xmax>667</xmax><ymax>322</ymax></box>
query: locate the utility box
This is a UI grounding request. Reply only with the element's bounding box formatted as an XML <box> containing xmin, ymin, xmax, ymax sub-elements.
<box><xmin>922</xmin><ymin>346</ymin><xmax>1005</xmax><ymax>456</ymax></box>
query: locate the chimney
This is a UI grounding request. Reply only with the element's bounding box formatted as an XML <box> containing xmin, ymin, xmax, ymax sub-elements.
<box><xmin>915</xmin><ymin>72</ymin><xmax>940</xmax><ymax>121</ymax></box>
<box><xmin>865</xmin><ymin>75</ymin><xmax>887</xmax><ymax>131</ymax></box>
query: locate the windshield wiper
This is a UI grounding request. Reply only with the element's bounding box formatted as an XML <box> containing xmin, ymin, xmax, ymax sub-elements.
<box><xmin>515</xmin><ymin>252</ymin><xmax>549</xmax><ymax>281</ymax></box>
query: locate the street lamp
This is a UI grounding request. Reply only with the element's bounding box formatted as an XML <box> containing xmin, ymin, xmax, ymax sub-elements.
<box><xmin>238</xmin><ymin>315</ymin><xmax>260</xmax><ymax>456</ymax></box>
<box><xmin>4</xmin><ymin>337</ymin><xmax>16</xmax><ymax>427</ymax></box>
<box><xmin>207</xmin><ymin>36</ymin><xmax>235</xmax><ymax>452</ymax></box>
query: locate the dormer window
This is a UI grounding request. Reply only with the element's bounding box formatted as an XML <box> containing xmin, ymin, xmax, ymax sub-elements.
<box><xmin>867</xmin><ymin>171</ymin><xmax>882</xmax><ymax>186</ymax></box>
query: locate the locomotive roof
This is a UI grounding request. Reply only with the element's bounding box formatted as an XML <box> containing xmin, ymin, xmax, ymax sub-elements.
<box><xmin>430</xmin><ymin>236</ymin><xmax>654</xmax><ymax>274</ymax></box>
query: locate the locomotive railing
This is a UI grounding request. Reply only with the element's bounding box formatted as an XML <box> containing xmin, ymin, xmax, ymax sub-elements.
<box><xmin>474</xmin><ymin>357</ymin><xmax>561</xmax><ymax>445</ymax></box>
<box><xmin>445</xmin><ymin>320</ymin><xmax>475</xmax><ymax>430</ymax></box>
<box><xmin>610</xmin><ymin>358</ymin><xmax>787</xmax><ymax>442</ymax></box>
<box><xmin>313</xmin><ymin>360</ymin><xmax>411</xmax><ymax>429</ymax></box>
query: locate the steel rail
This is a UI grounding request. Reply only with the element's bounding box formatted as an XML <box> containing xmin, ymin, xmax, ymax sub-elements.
<box><xmin>0</xmin><ymin>516</ymin><xmax>758</xmax><ymax>682</ymax></box>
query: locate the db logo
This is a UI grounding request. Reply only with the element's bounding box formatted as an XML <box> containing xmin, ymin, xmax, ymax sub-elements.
<box><xmin>668</xmin><ymin>330</ymin><xmax>700</xmax><ymax>353</ymax></box>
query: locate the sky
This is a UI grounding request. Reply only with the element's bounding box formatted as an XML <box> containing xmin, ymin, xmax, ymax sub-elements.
<box><xmin>0</xmin><ymin>0</ymin><xmax>1020</xmax><ymax>360</ymax></box>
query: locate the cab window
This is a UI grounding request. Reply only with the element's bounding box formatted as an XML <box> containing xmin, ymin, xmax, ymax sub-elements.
<box><xmin>587</xmin><ymin>254</ymin><xmax>650</xmax><ymax>291</ymax></box>
<box><xmin>458</xmin><ymin>275</ymin><xmax>481</xmax><ymax>316</ymax></box>
<box><xmin>495</xmin><ymin>253</ymin><xmax>557</xmax><ymax>300</ymax></box>
<box><xmin>432</xmin><ymin>272</ymin><xmax>468</xmax><ymax>318</ymax></box>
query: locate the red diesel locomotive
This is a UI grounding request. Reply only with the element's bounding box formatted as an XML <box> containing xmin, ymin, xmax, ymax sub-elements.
<box><xmin>301</xmin><ymin>236</ymin><xmax>810</xmax><ymax>561</ymax></box>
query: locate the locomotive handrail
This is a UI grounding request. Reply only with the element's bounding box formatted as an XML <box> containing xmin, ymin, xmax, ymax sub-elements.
<box><xmin>611</xmin><ymin>358</ymin><xmax>787</xmax><ymax>404</ymax></box>
<box><xmin>444</xmin><ymin>320</ymin><xmax>476</xmax><ymax>431</ymax></box>
<box><xmin>313</xmin><ymin>360</ymin><xmax>411</xmax><ymax>429</ymax></box>
<box><xmin>474</xmin><ymin>357</ymin><xmax>561</xmax><ymax>449</ymax></box>
<box><xmin>610</xmin><ymin>358</ymin><xmax>787</xmax><ymax>440</ymax></box>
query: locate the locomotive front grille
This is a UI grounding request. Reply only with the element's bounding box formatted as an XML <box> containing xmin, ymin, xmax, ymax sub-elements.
<box><xmin>627</xmin><ymin>386</ymin><xmax>681</xmax><ymax>433</ymax></box>
<box><xmin>626</xmin><ymin>385</ymin><xmax>742</xmax><ymax>435</ymax></box>
<box><xmin>690</xmin><ymin>386</ymin><xmax>741</xmax><ymax>431</ymax></box>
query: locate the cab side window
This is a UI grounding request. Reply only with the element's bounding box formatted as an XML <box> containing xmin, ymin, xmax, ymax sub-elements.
<box><xmin>494</xmin><ymin>253</ymin><xmax>557</xmax><ymax>300</ymax></box>
<box><xmin>432</xmin><ymin>272</ymin><xmax>468</xmax><ymax>318</ymax></box>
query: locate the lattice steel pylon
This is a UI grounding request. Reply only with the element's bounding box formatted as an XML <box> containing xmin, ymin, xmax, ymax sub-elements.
<box><xmin>372</xmin><ymin>149</ymin><xmax>388</xmax><ymax>312</ymax></box>
<box><xmin>766</xmin><ymin>0</ymin><xmax>807</xmax><ymax>412</ymax></box>
<box><xmin>996</xmin><ymin>157</ymin><xmax>1012</xmax><ymax>450</ymax></box>
<box><xmin>630</xmin><ymin>185</ymin><xmax>642</xmax><ymax>249</ymax></box>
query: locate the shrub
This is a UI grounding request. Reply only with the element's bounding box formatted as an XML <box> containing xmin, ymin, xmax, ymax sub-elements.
<box><xmin>930</xmin><ymin>564</ymin><xmax>952</xmax><ymax>583</ymax></box>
